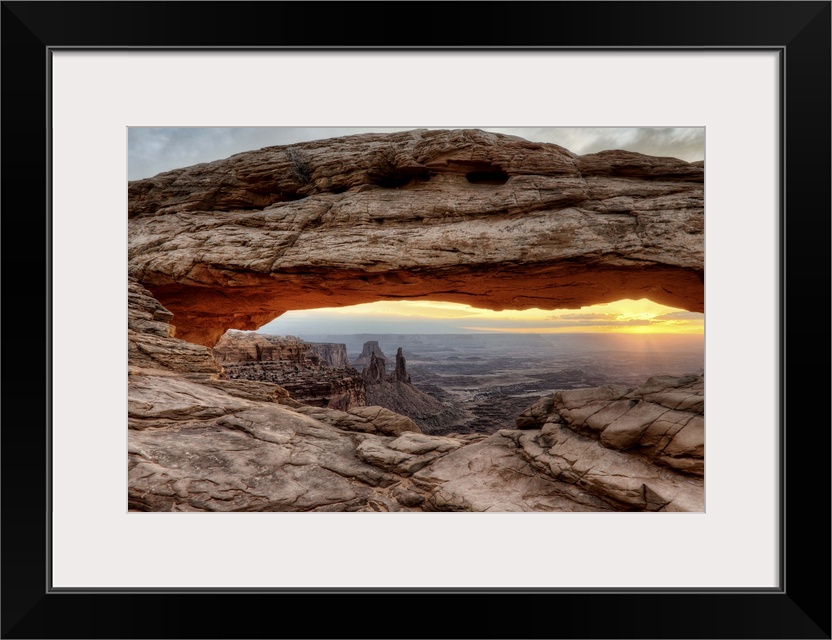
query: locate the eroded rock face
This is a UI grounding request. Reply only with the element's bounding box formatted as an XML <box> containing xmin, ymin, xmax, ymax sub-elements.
<box><xmin>128</xmin><ymin>278</ymin><xmax>221</xmax><ymax>378</ymax></box>
<box><xmin>362</xmin><ymin>351</ymin><xmax>387</xmax><ymax>385</ymax></box>
<box><xmin>212</xmin><ymin>333</ymin><xmax>462</xmax><ymax>430</ymax></box>
<box><xmin>127</xmin><ymin>281</ymin><xmax>703</xmax><ymax>512</ymax></box>
<box><xmin>393</xmin><ymin>347</ymin><xmax>410</xmax><ymax>383</ymax></box>
<box><xmin>357</xmin><ymin>340</ymin><xmax>464</xmax><ymax>433</ymax></box>
<box><xmin>353</xmin><ymin>341</ymin><xmax>388</xmax><ymax>370</ymax></box>
<box><xmin>128</xmin><ymin>129</ymin><xmax>703</xmax><ymax>346</ymax></box>
<box><xmin>212</xmin><ymin>331</ymin><xmax>365</xmax><ymax>411</ymax></box>
<box><xmin>309</xmin><ymin>343</ymin><xmax>350</xmax><ymax>368</ymax></box>
<box><xmin>515</xmin><ymin>374</ymin><xmax>704</xmax><ymax>476</ymax></box>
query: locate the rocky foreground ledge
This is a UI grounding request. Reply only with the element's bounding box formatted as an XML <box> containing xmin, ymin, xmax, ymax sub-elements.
<box><xmin>129</xmin><ymin>279</ymin><xmax>703</xmax><ymax>512</ymax></box>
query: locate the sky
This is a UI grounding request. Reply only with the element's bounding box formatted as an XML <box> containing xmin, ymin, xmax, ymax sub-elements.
<box><xmin>128</xmin><ymin>127</ymin><xmax>704</xmax><ymax>181</ymax></box>
<box><xmin>260</xmin><ymin>299</ymin><xmax>704</xmax><ymax>337</ymax></box>
<box><xmin>129</xmin><ymin>127</ymin><xmax>705</xmax><ymax>336</ymax></box>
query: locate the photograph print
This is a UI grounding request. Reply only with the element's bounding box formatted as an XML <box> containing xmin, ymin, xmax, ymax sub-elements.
<box><xmin>127</xmin><ymin>127</ymin><xmax>704</xmax><ymax>513</ymax></box>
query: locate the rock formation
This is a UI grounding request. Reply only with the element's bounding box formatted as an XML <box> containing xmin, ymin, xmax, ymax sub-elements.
<box><xmin>308</xmin><ymin>342</ymin><xmax>350</xmax><ymax>368</ymax></box>
<box><xmin>128</xmin><ymin>129</ymin><xmax>703</xmax><ymax>346</ymax></box>
<box><xmin>213</xmin><ymin>333</ymin><xmax>461</xmax><ymax>429</ymax></box>
<box><xmin>393</xmin><ymin>347</ymin><xmax>411</xmax><ymax>383</ymax></box>
<box><xmin>361</xmin><ymin>351</ymin><xmax>388</xmax><ymax>385</ymax></box>
<box><xmin>127</xmin><ymin>130</ymin><xmax>705</xmax><ymax>513</ymax></box>
<box><xmin>128</xmin><ymin>278</ymin><xmax>221</xmax><ymax>378</ymax></box>
<box><xmin>353</xmin><ymin>340</ymin><xmax>463</xmax><ymax>433</ymax></box>
<box><xmin>516</xmin><ymin>374</ymin><xmax>704</xmax><ymax>476</ymax></box>
<box><xmin>352</xmin><ymin>341</ymin><xmax>388</xmax><ymax>370</ymax></box>
<box><xmin>212</xmin><ymin>332</ymin><xmax>365</xmax><ymax>410</ymax></box>
<box><xmin>128</xmin><ymin>278</ymin><xmax>702</xmax><ymax>512</ymax></box>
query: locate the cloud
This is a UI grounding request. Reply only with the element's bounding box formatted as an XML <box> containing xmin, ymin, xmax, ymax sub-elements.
<box><xmin>260</xmin><ymin>314</ymin><xmax>479</xmax><ymax>336</ymax></box>
<box><xmin>550</xmin><ymin>312</ymin><xmax>619</xmax><ymax>321</ymax></box>
<box><xmin>490</xmin><ymin>127</ymin><xmax>705</xmax><ymax>162</ymax></box>
<box><xmin>461</xmin><ymin>316</ymin><xmax>654</xmax><ymax>329</ymax></box>
<box><xmin>128</xmin><ymin>126</ymin><xmax>705</xmax><ymax>180</ymax></box>
<box><xmin>257</xmin><ymin>298</ymin><xmax>705</xmax><ymax>336</ymax></box>
<box><xmin>653</xmin><ymin>311</ymin><xmax>705</xmax><ymax>321</ymax></box>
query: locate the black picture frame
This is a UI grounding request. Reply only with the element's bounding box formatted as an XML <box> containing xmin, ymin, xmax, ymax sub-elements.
<box><xmin>2</xmin><ymin>2</ymin><xmax>829</xmax><ymax>638</ymax></box>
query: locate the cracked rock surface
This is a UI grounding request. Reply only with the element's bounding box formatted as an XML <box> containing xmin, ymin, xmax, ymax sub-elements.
<box><xmin>128</xmin><ymin>129</ymin><xmax>703</xmax><ymax>346</ymax></box>
<box><xmin>128</xmin><ymin>279</ymin><xmax>703</xmax><ymax>512</ymax></box>
<box><xmin>213</xmin><ymin>331</ymin><xmax>366</xmax><ymax>410</ymax></box>
<box><xmin>516</xmin><ymin>374</ymin><xmax>704</xmax><ymax>476</ymax></box>
<box><xmin>127</xmin><ymin>131</ymin><xmax>704</xmax><ymax>512</ymax></box>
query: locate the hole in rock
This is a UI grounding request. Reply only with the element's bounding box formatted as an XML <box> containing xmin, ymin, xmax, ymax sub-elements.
<box><xmin>373</xmin><ymin>170</ymin><xmax>432</xmax><ymax>189</ymax></box>
<box><xmin>212</xmin><ymin>299</ymin><xmax>703</xmax><ymax>437</ymax></box>
<box><xmin>465</xmin><ymin>169</ymin><xmax>509</xmax><ymax>185</ymax></box>
<box><xmin>278</xmin><ymin>191</ymin><xmax>307</xmax><ymax>202</ymax></box>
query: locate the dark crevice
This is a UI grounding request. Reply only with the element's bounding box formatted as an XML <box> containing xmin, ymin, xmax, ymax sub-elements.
<box><xmin>466</xmin><ymin>170</ymin><xmax>509</xmax><ymax>185</ymax></box>
<box><xmin>373</xmin><ymin>171</ymin><xmax>432</xmax><ymax>189</ymax></box>
<box><xmin>368</xmin><ymin>148</ymin><xmax>433</xmax><ymax>189</ymax></box>
<box><xmin>440</xmin><ymin>159</ymin><xmax>510</xmax><ymax>185</ymax></box>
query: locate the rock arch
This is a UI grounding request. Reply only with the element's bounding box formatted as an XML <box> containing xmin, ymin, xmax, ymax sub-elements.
<box><xmin>128</xmin><ymin>129</ymin><xmax>703</xmax><ymax>347</ymax></box>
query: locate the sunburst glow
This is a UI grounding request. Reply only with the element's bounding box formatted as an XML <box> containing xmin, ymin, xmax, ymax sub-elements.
<box><xmin>261</xmin><ymin>299</ymin><xmax>704</xmax><ymax>335</ymax></box>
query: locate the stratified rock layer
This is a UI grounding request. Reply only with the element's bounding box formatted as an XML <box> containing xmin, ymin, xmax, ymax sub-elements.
<box><xmin>309</xmin><ymin>342</ymin><xmax>350</xmax><ymax>368</ymax></box>
<box><xmin>515</xmin><ymin>374</ymin><xmax>704</xmax><ymax>476</ymax></box>
<box><xmin>127</xmin><ymin>130</ymin><xmax>705</xmax><ymax>512</ymax></box>
<box><xmin>212</xmin><ymin>331</ymin><xmax>365</xmax><ymax>411</ymax></box>
<box><xmin>128</xmin><ymin>280</ymin><xmax>703</xmax><ymax>512</ymax></box>
<box><xmin>128</xmin><ymin>129</ymin><xmax>703</xmax><ymax>346</ymax></box>
<box><xmin>128</xmin><ymin>278</ymin><xmax>221</xmax><ymax>377</ymax></box>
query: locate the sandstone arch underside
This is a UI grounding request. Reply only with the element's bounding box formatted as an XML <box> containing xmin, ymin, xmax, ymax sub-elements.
<box><xmin>128</xmin><ymin>129</ymin><xmax>704</xmax><ymax>347</ymax></box>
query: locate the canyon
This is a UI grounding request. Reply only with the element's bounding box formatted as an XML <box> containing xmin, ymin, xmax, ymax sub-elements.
<box><xmin>212</xmin><ymin>332</ymin><xmax>463</xmax><ymax>431</ymax></box>
<box><xmin>127</xmin><ymin>129</ymin><xmax>704</xmax><ymax>512</ymax></box>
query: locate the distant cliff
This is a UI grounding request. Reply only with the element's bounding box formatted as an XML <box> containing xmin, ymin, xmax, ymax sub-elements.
<box><xmin>309</xmin><ymin>342</ymin><xmax>350</xmax><ymax>368</ymax></box>
<box><xmin>213</xmin><ymin>332</ymin><xmax>364</xmax><ymax>410</ymax></box>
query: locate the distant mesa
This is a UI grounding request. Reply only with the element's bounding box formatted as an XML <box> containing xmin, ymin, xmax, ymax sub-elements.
<box><xmin>353</xmin><ymin>340</ymin><xmax>388</xmax><ymax>370</ymax></box>
<box><xmin>358</xmin><ymin>346</ymin><xmax>411</xmax><ymax>385</ymax></box>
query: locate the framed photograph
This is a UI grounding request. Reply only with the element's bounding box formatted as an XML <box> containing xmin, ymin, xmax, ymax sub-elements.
<box><xmin>3</xmin><ymin>2</ymin><xmax>829</xmax><ymax>638</ymax></box>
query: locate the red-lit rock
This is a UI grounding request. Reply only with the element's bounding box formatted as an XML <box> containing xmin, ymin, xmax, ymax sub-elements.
<box><xmin>128</xmin><ymin>129</ymin><xmax>703</xmax><ymax>346</ymax></box>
